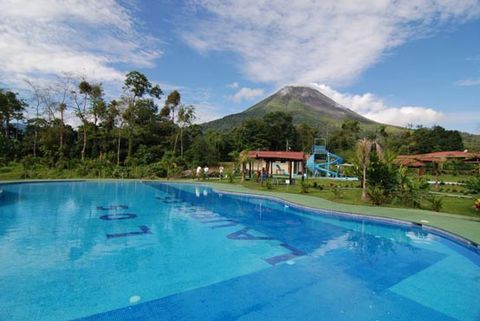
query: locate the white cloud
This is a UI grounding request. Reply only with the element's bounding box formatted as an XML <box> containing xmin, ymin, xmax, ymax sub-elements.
<box><xmin>311</xmin><ymin>83</ymin><xmax>444</xmax><ymax>127</ymax></box>
<box><xmin>226</xmin><ymin>82</ymin><xmax>239</xmax><ymax>88</ymax></box>
<box><xmin>192</xmin><ymin>103</ymin><xmax>225</xmax><ymax>123</ymax></box>
<box><xmin>182</xmin><ymin>0</ymin><xmax>480</xmax><ymax>85</ymax></box>
<box><xmin>455</xmin><ymin>78</ymin><xmax>480</xmax><ymax>86</ymax></box>
<box><xmin>0</xmin><ymin>0</ymin><xmax>160</xmax><ymax>88</ymax></box>
<box><xmin>229</xmin><ymin>87</ymin><xmax>265</xmax><ymax>103</ymax></box>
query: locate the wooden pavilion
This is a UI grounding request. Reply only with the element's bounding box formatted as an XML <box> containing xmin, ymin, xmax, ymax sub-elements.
<box><xmin>247</xmin><ymin>151</ymin><xmax>308</xmax><ymax>183</ymax></box>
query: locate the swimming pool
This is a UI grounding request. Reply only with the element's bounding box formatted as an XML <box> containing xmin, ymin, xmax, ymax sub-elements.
<box><xmin>0</xmin><ymin>181</ymin><xmax>479</xmax><ymax>320</ymax></box>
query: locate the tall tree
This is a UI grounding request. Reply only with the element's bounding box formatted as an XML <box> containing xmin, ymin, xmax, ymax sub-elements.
<box><xmin>72</xmin><ymin>80</ymin><xmax>104</xmax><ymax>161</ymax></box>
<box><xmin>122</xmin><ymin>71</ymin><xmax>163</xmax><ymax>162</ymax></box>
<box><xmin>162</xmin><ymin>90</ymin><xmax>181</xmax><ymax>123</ymax></box>
<box><xmin>263</xmin><ymin>112</ymin><xmax>297</xmax><ymax>150</ymax></box>
<box><xmin>0</xmin><ymin>89</ymin><xmax>26</xmax><ymax>139</ymax></box>
<box><xmin>356</xmin><ymin>138</ymin><xmax>383</xmax><ymax>201</ymax></box>
<box><xmin>177</xmin><ymin>105</ymin><xmax>195</xmax><ymax>157</ymax></box>
<box><xmin>25</xmin><ymin>80</ymin><xmax>45</xmax><ymax>158</ymax></box>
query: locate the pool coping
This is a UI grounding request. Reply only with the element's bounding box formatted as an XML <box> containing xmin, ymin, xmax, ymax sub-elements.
<box><xmin>2</xmin><ymin>179</ymin><xmax>480</xmax><ymax>249</ymax></box>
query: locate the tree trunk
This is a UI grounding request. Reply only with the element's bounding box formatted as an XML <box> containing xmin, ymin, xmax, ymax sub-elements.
<box><xmin>33</xmin><ymin>129</ymin><xmax>38</xmax><ymax>158</ymax></box>
<box><xmin>116</xmin><ymin>132</ymin><xmax>121</xmax><ymax>166</ymax></box>
<box><xmin>59</xmin><ymin>110</ymin><xmax>64</xmax><ymax>158</ymax></box>
<box><xmin>81</xmin><ymin>124</ymin><xmax>87</xmax><ymax>161</ymax></box>
<box><xmin>127</xmin><ymin>131</ymin><xmax>132</xmax><ymax>164</ymax></box>
<box><xmin>5</xmin><ymin>117</ymin><xmax>9</xmax><ymax>138</ymax></box>
<box><xmin>173</xmin><ymin>129</ymin><xmax>179</xmax><ymax>156</ymax></box>
<box><xmin>361</xmin><ymin>165</ymin><xmax>368</xmax><ymax>200</ymax></box>
<box><xmin>180</xmin><ymin>127</ymin><xmax>184</xmax><ymax>157</ymax></box>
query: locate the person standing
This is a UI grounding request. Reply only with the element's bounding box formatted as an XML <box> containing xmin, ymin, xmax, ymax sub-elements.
<box><xmin>196</xmin><ymin>166</ymin><xmax>202</xmax><ymax>180</ymax></box>
<box><xmin>261</xmin><ymin>167</ymin><xmax>267</xmax><ymax>185</ymax></box>
<box><xmin>204</xmin><ymin>166</ymin><xmax>209</xmax><ymax>179</ymax></box>
<box><xmin>219</xmin><ymin>166</ymin><xmax>224</xmax><ymax>179</ymax></box>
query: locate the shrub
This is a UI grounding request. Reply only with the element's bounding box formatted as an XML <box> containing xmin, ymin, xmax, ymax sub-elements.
<box><xmin>427</xmin><ymin>195</ymin><xmax>444</xmax><ymax>212</ymax></box>
<box><xmin>367</xmin><ymin>186</ymin><xmax>385</xmax><ymax>205</ymax></box>
<box><xmin>266</xmin><ymin>179</ymin><xmax>273</xmax><ymax>190</ymax></box>
<box><xmin>396</xmin><ymin>167</ymin><xmax>429</xmax><ymax>208</ymax></box>
<box><xmin>367</xmin><ymin>152</ymin><xmax>398</xmax><ymax>203</ymax></box>
<box><xmin>474</xmin><ymin>198</ymin><xmax>480</xmax><ymax>212</ymax></box>
<box><xmin>330</xmin><ymin>184</ymin><xmax>343</xmax><ymax>199</ymax></box>
<box><xmin>465</xmin><ymin>176</ymin><xmax>480</xmax><ymax>195</ymax></box>
<box><xmin>300</xmin><ymin>180</ymin><xmax>310</xmax><ymax>194</ymax></box>
<box><xmin>225</xmin><ymin>169</ymin><xmax>234</xmax><ymax>183</ymax></box>
<box><xmin>21</xmin><ymin>155</ymin><xmax>37</xmax><ymax>179</ymax></box>
<box><xmin>145</xmin><ymin>162</ymin><xmax>168</xmax><ymax>178</ymax></box>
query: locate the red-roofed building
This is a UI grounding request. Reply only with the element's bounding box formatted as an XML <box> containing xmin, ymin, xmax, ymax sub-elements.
<box><xmin>395</xmin><ymin>151</ymin><xmax>480</xmax><ymax>175</ymax></box>
<box><xmin>247</xmin><ymin>150</ymin><xmax>308</xmax><ymax>182</ymax></box>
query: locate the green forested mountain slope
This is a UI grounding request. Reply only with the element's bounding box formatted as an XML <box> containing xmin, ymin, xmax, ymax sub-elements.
<box><xmin>203</xmin><ymin>86</ymin><xmax>394</xmax><ymax>132</ymax></box>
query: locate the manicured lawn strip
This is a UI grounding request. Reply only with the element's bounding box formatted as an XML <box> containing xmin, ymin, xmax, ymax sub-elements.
<box><xmin>199</xmin><ymin>181</ymin><xmax>480</xmax><ymax>244</ymax></box>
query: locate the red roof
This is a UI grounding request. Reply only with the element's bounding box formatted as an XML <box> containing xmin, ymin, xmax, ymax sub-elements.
<box><xmin>396</xmin><ymin>151</ymin><xmax>480</xmax><ymax>166</ymax></box>
<box><xmin>418</xmin><ymin>151</ymin><xmax>477</xmax><ymax>158</ymax></box>
<box><xmin>248</xmin><ymin>151</ymin><xmax>307</xmax><ymax>161</ymax></box>
<box><xmin>396</xmin><ymin>158</ymin><xmax>425</xmax><ymax>167</ymax></box>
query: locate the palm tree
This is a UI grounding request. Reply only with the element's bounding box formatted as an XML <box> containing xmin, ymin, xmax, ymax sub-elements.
<box><xmin>356</xmin><ymin>138</ymin><xmax>383</xmax><ymax>200</ymax></box>
<box><xmin>238</xmin><ymin>150</ymin><xmax>251</xmax><ymax>182</ymax></box>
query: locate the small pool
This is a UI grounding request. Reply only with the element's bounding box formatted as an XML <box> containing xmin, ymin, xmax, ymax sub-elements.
<box><xmin>0</xmin><ymin>181</ymin><xmax>479</xmax><ymax>321</ymax></box>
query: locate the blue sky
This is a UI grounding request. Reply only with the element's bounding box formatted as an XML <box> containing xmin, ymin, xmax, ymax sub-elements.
<box><xmin>1</xmin><ymin>0</ymin><xmax>479</xmax><ymax>133</ymax></box>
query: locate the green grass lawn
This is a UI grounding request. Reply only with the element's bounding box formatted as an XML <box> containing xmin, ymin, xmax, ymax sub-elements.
<box><xmin>209</xmin><ymin>178</ymin><xmax>479</xmax><ymax>218</ymax></box>
<box><xmin>422</xmin><ymin>173</ymin><xmax>478</xmax><ymax>183</ymax></box>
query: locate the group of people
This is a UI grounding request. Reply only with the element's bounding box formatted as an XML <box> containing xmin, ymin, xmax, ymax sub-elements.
<box><xmin>195</xmin><ymin>165</ymin><xmax>224</xmax><ymax>180</ymax></box>
<box><xmin>255</xmin><ymin>167</ymin><xmax>268</xmax><ymax>184</ymax></box>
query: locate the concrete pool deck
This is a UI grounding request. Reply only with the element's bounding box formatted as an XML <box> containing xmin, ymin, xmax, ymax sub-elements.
<box><xmin>1</xmin><ymin>178</ymin><xmax>480</xmax><ymax>245</ymax></box>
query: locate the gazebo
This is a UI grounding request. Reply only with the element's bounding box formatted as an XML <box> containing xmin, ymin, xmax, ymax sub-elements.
<box><xmin>247</xmin><ymin>151</ymin><xmax>307</xmax><ymax>183</ymax></box>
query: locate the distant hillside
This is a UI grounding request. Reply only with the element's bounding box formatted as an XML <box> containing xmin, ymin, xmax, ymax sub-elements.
<box><xmin>461</xmin><ymin>132</ymin><xmax>480</xmax><ymax>151</ymax></box>
<box><xmin>203</xmin><ymin>86</ymin><xmax>389</xmax><ymax>132</ymax></box>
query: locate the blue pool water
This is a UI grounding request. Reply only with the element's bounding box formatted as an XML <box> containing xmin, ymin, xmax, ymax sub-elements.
<box><xmin>0</xmin><ymin>181</ymin><xmax>479</xmax><ymax>321</ymax></box>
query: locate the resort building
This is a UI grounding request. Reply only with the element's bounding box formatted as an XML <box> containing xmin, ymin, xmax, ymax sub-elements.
<box><xmin>396</xmin><ymin>150</ymin><xmax>480</xmax><ymax>175</ymax></box>
<box><xmin>247</xmin><ymin>150</ymin><xmax>307</xmax><ymax>181</ymax></box>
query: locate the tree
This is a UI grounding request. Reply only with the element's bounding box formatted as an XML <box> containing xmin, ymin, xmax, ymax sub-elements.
<box><xmin>44</xmin><ymin>75</ymin><xmax>76</xmax><ymax>158</ymax></box>
<box><xmin>366</xmin><ymin>150</ymin><xmax>398</xmax><ymax>204</ymax></box>
<box><xmin>328</xmin><ymin>120</ymin><xmax>360</xmax><ymax>151</ymax></box>
<box><xmin>25</xmin><ymin>80</ymin><xmax>46</xmax><ymax>158</ymax></box>
<box><xmin>297</xmin><ymin>123</ymin><xmax>317</xmax><ymax>153</ymax></box>
<box><xmin>177</xmin><ymin>105</ymin><xmax>195</xmax><ymax>157</ymax></box>
<box><xmin>238</xmin><ymin>150</ymin><xmax>251</xmax><ymax>182</ymax></box>
<box><xmin>263</xmin><ymin>112</ymin><xmax>297</xmax><ymax>150</ymax></box>
<box><xmin>122</xmin><ymin>71</ymin><xmax>163</xmax><ymax>162</ymax></box>
<box><xmin>0</xmin><ymin>89</ymin><xmax>26</xmax><ymax>139</ymax></box>
<box><xmin>234</xmin><ymin>118</ymin><xmax>269</xmax><ymax>151</ymax></box>
<box><xmin>163</xmin><ymin>90</ymin><xmax>181</xmax><ymax>123</ymax></box>
<box><xmin>72</xmin><ymin>80</ymin><xmax>104</xmax><ymax>161</ymax></box>
<box><xmin>411</xmin><ymin>125</ymin><xmax>463</xmax><ymax>153</ymax></box>
<box><xmin>356</xmin><ymin>138</ymin><xmax>383</xmax><ymax>201</ymax></box>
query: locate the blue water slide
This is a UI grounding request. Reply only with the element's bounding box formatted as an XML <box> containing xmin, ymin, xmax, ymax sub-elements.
<box><xmin>306</xmin><ymin>144</ymin><xmax>343</xmax><ymax>177</ymax></box>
